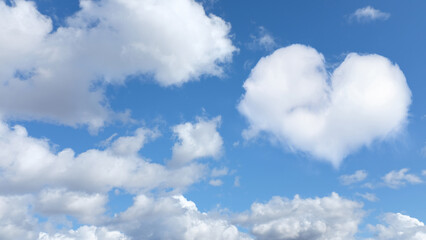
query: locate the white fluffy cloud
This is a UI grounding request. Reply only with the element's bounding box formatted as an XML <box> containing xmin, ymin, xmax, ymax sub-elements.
<box><xmin>112</xmin><ymin>194</ymin><xmax>252</xmax><ymax>240</ymax></box>
<box><xmin>369</xmin><ymin>213</ymin><xmax>426</xmax><ymax>240</ymax></box>
<box><xmin>238</xmin><ymin>44</ymin><xmax>411</xmax><ymax>166</ymax></box>
<box><xmin>38</xmin><ymin>226</ymin><xmax>129</xmax><ymax>240</ymax></box>
<box><xmin>0</xmin><ymin>121</ymin><xmax>206</xmax><ymax>194</ymax></box>
<box><xmin>0</xmin><ymin>195</ymin><xmax>38</xmax><ymax>240</ymax></box>
<box><xmin>35</xmin><ymin>189</ymin><xmax>107</xmax><ymax>224</ymax></box>
<box><xmin>351</xmin><ymin>6</ymin><xmax>390</xmax><ymax>22</ymax></box>
<box><xmin>0</xmin><ymin>0</ymin><xmax>236</xmax><ymax>130</ymax></box>
<box><xmin>0</xmin><ymin>116</ymin><xmax>252</xmax><ymax>240</ymax></box>
<box><xmin>170</xmin><ymin>116</ymin><xmax>223</xmax><ymax>166</ymax></box>
<box><xmin>236</xmin><ymin>193</ymin><xmax>364</xmax><ymax>240</ymax></box>
<box><xmin>340</xmin><ymin>170</ymin><xmax>368</xmax><ymax>185</ymax></box>
<box><xmin>382</xmin><ymin>168</ymin><xmax>422</xmax><ymax>189</ymax></box>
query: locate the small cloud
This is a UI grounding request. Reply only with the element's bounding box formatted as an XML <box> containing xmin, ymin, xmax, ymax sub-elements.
<box><xmin>98</xmin><ymin>133</ymin><xmax>118</xmax><ymax>148</ymax></box>
<box><xmin>211</xmin><ymin>167</ymin><xmax>229</xmax><ymax>177</ymax></box>
<box><xmin>249</xmin><ymin>26</ymin><xmax>277</xmax><ymax>51</ymax></box>
<box><xmin>382</xmin><ymin>168</ymin><xmax>422</xmax><ymax>189</ymax></box>
<box><xmin>209</xmin><ymin>179</ymin><xmax>223</xmax><ymax>186</ymax></box>
<box><xmin>422</xmin><ymin>170</ymin><xmax>426</xmax><ymax>176</ymax></box>
<box><xmin>356</xmin><ymin>192</ymin><xmax>379</xmax><ymax>202</ymax></box>
<box><xmin>234</xmin><ymin>176</ymin><xmax>240</xmax><ymax>187</ymax></box>
<box><xmin>351</xmin><ymin>6</ymin><xmax>390</xmax><ymax>22</ymax></box>
<box><xmin>340</xmin><ymin>170</ymin><xmax>368</xmax><ymax>185</ymax></box>
<box><xmin>362</xmin><ymin>182</ymin><xmax>375</xmax><ymax>189</ymax></box>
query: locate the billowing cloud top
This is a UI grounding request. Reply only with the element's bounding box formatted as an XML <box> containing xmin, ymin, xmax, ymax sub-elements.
<box><xmin>0</xmin><ymin>0</ymin><xmax>236</xmax><ymax>130</ymax></box>
<box><xmin>236</xmin><ymin>193</ymin><xmax>364</xmax><ymax>240</ymax></box>
<box><xmin>238</xmin><ymin>44</ymin><xmax>411</xmax><ymax>167</ymax></box>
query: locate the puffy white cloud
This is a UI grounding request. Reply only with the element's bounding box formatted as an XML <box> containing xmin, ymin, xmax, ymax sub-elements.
<box><xmin>351</xmin><ymin>6</ymin><xmax>390</xmax><ymax>22</ymax></box>
<box><xmin>0</xmin><ymin>117</ymin><xmax>239</xmax><ymax>238</ymax></box>
<box><xmin>340</xmin><ymin>170</ymin><xmax>368</xmax><ymax>185</ymax></box>
<box><xmin>0</xmin><ymin>120</ymin><xmax>205</xmax><ymax>195</ymax></box>
<box><xmin>35</xmin><ymin>189</ymin><xmax>107</xmax><ymax>224</ymax></box>
<box><xmin>0</xmin><ymin>0</ymin><xmax>236</xmax><ymax>130</ymax></box>
<box><xmin>38</xmin><ymin>226</ymin><xmax>129</xmax><ymax>240</ymax></box>
<box><xmin>170</xmin><ymin>116</ymin><xmax>223</xmax><ymax>166</ymax></box>
<box><xmin>235</xmin><ymin>193</ymin><xmax>364</xmax><ymax>240</ymax></box>
<box><xmin>382</xmin><ymin>168</ymin><xmax>422</xmax><ymax>189</ymax></box>
<box><xmin>238</xmin><ymin>44</ymin><xmax>411</xmax><ymax>167</ymax></box>
<box><xmin>0</xmin><ymin>195</ymin><xmax>38</xmax><ymax>240</ymax></box>
<box><xmin>369</xmin><ymin>213</ymin><xmax>426</xmax><ymax>240</ymax></box>
<box><xmin>112</xmin><ymin>194</ymin><xmax>252</xmax><ymax>240</ymax></box>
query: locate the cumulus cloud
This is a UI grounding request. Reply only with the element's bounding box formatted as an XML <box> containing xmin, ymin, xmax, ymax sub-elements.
<box><xmin>235</xmin><ymin>193</ymin><xmax>364</xmax><ymax>240</ymax></box>
<box><xmin>369</xmin><ymin>213</ymin><xmax>426</xmax><ymax>240</ymax></box>
<box><xmin>170</xmin><ymin>116</ymin><xmax>223</xmax><ymax>167</ymax></box>
<box><xmin>340</xmin><ymin>170</ymin><xmax>368</xmax><ymax>185</ymax></box>
<box><xmin>0</xmin><ymin>0</ymin><xmax>236</xmax><ymax>130</ymax></box>
<box><xmin>111</xmin><ymin>194</ymin><xmax>252</xmax><ymax>240</ymax></box>
<box><xmin>0</xmin><ymin>117</ymin><xmax>241</xmax><ymax>239</ymax></box>
<box><xmin>238</xmin><ymin>44</ymin><xmax>411</xmax><ymax>167</ymax></box>
<box><xmin>0</xmin><ymin>121</ymin><xmax>207</xmax><ymax>194</ymax></box>
<box><xmin>0</xmin><ymin>195</ymin><xmax>38</xmax><ymax>240</ymax></box>
<box><xmin>34</xmin><ymin>189</ymin><xmax>107</xmax><ymax>224</ymax></box>
<box><xmin>38</xmin><ymin>226</ymin><xmax>129</xmax><ymax>240</ymax></box>
<box><xmin>351</xmin><ymin>6</ymin><xmax>390</xmax><ymax>22</ymax></box>
<box><xmin>382</xmin><ymin>168</ymin><xmax>422</xmax><ymax>189</ymax></box>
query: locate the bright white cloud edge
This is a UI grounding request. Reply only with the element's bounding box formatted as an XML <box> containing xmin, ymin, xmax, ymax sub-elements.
<box><xmin>0</xmin><ymin>0</ymin><xmax>236</xmax><ymax>130</ymax></box>
<box><xmin>238</xmin><ymin>44</ymin><xmax>411</xmax><ymax>167</ymax></box>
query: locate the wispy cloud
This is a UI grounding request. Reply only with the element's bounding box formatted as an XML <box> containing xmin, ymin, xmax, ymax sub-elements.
<box><xmin>356</xmin><ymin>192</ymin><xmax>379</xmax><ymax>202</ymax></box>
<box><xmin>382</xmin><ymin>169</ymin><xmax>422</xmax><ymax>189</ymax></box>
<box><xmin>249</xmin><ymin>26</ymin><xmax>277</xmax><ymax>51</ymax></box>
<box><xmin>340</xmin><ymin>170</ymin><xmax>368</xmax><ymax>185</ymax></box>
<box><xmin>351</xmin><ymin>6</ymin><xmax>390</xmax><ymax>22</ymax></box>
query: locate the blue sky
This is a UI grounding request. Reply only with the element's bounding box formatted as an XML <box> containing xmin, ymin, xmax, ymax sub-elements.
<box><xmin>0</xmin><ymin>0</ymin><xmax>425</xmax><ymax>239</ymax></box>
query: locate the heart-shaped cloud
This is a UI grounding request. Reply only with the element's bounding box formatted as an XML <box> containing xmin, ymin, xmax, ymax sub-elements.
<box><xmin>238</xmin><ymin>44</ymin><xmax>411</xmax><ymax>167</ymax></box>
